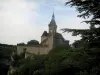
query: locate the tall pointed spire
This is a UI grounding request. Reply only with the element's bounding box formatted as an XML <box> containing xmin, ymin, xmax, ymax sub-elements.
<box><xmin>49</xmin><ymin>11</ymin><xmax>57</xmax><ymax>26</ymax></box>
<box><xmin>52</xmin><ymin>10</ymin><xmax>55</xmax><ymax>19</ymax></box>
<box><xmin>48</xmin><ymin>11</ymin><xmax>57</xmax><ymax>35</ymax></box>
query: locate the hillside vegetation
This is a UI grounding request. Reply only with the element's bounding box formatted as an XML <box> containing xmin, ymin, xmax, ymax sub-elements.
<box><xmin>0</xmin><ymin>43</ymin><xmax>16</xmax><ymax>75</ymax></box>
<box><xmin>8</xmin><ymin>44</ymin><xmax>100</xmax><ymax>75</ymax></box>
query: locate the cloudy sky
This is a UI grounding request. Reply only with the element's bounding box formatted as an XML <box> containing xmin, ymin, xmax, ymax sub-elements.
<box><xmin>0</xmin><ymin>0</ymin><xmax>89</xmax><ymax>45</ymax></box>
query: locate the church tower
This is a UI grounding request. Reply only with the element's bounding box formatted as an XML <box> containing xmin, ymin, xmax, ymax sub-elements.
<box><xmin>48</xmin><ymin>12</ymin><xmax>57</xmax><ymax>35</ymax></box>
<box><xmin>47</xmin><ymin>12</ymin><xmax>57</xmax><ymax>50</ymax></box>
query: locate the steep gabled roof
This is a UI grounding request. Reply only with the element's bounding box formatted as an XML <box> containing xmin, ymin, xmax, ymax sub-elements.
<box><xmin>42</xmin><ymin>31</ymin><xmax>48</xmax><ymax>36</ymax></box>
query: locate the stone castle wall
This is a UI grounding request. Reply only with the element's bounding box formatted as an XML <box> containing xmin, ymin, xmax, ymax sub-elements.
<box><xmin>17</xmin><ymin>45</ymin><xmax>49</xmax><ymax>55</ymax></box>
<box><xmin>17</xmin><ymin>35</ymin><xmax>54</xmax><ymax>56</ymax></box>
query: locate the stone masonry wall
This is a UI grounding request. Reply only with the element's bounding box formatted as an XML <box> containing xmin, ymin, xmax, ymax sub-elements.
<box><xmin>17</xmin><ymin>45</ymin><xmax>49</xmax><ymax>55</ymax></box>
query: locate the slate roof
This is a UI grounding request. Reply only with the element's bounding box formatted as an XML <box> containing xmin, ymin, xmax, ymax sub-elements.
<box><xmin>49</xmin><ymin>18</ymin><xmax>57</xmax><ymax>26</ymax></box>
<box><xmin>55</xmin><ymin>33</ymin><xmax>64</xmax><ymax>39</ymax></box>
<box><xmin>42</xmin><ymin>31</ymin><xmax>48</xmax><ymax>36</ymax></box>
<box><xmin>49</xmin><ymin>13</ymin><xmax>57</xmax><ymax>27</ymax></box>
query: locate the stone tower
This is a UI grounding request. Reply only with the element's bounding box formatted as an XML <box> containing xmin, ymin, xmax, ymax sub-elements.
<box><xmin>47</xmin><ymin>12</ymin><xmax>57</xmax><ymax>50</ymax></box>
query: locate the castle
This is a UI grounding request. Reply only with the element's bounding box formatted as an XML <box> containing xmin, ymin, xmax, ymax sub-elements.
<box><xmin>17</xmin><ymin>13</ymin><xmax>69</xmax><ymax>56</ymax></box>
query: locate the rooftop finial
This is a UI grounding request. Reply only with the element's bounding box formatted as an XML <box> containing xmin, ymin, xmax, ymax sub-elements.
<box><xmin>52</xmin><ymin>8</ymin><xmax>55</xmax><ymax>19</ymax></box>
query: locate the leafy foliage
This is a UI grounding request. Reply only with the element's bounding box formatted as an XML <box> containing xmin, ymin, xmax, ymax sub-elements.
<box><xmin>9</xmin><ymin>45</ymin><xmax>100</xmax><ymax>75</ymax></box>
<box><xmin>17</xmin><ymin>43</ymin><xmax>25</xmax><ymax>46</ymax></box>
<box><xmin>7</xmin><ymin>42</ymin><xmax>100</xmax><ymax>75</ymax></box>
<box><xmin>62</xmin><ymin>0</ymin><xmax>100</xmax><ymax>49</ymax></box>
<box><xmin>0</xmin><ymin>43</ymin><xmax>16</xmax><ymax>75</ymax></box>
<box><xmin>27</xmin><ymin>40</ymin><xmax>39</xmax><ymax>45</ymax></box>
<box><xmin>66</xmin><ymin>0</ymin><xmax>100</xmax><ymax>26</ymax></box>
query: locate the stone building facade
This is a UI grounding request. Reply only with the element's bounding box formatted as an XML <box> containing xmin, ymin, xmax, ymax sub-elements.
<box><xmin>17</xmin><ymin>13</ymin><xmax>69</xmax><ymax>56</ymax></box>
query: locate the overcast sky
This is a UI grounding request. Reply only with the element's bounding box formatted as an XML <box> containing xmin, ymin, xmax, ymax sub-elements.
<box><xmin>0</xmin><ymin>0</ymin><xmax>89</xmax><ymax>45</ymax></box>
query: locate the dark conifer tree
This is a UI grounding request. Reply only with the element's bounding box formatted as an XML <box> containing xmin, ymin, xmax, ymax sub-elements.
<box><xmin>62</xmin><ymin>0</ymin><xmax>100</xmax><ymax>74</ymax></box>
<box><xmin>62</xmin><ymin>0</ymin><xmax>100</xmax><ymax>49</ymax></box>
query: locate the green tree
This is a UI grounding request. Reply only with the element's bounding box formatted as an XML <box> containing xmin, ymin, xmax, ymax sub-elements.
<box><xmin>62</xmin><ymin>0</ymin><xmax>100</xmax><ymax>49</ymax></box>
<box><xmin>27</xmin><ymin>40</ymin><xmax>39</xmax><ymax>45</ymax></box>
<box><xmin>9</xmin><ymin>44</ymin><xmax>95</xmax><ymax>75</ymax></box>
<box><xmin>61</xmin><ymin>0</ymin><xmax>100</xmax><ymax>74</ymax></box>
<box><xmin>17</xmin><ymin>43</ymin><xmax>25</xmax><ymax>46</ymax></box>
<box><xmin>0</xmin><ymin>44</ymin><xmax>15</xmax><ymax>75</ymax></box>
